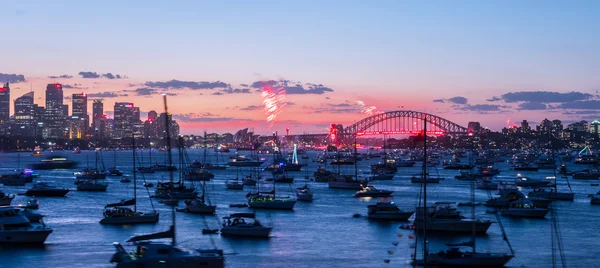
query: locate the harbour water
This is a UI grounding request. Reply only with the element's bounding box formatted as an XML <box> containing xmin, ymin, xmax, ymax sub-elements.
<box><xmin>1</xmin><ymin>149</ymin><xmax>599</xmax><ymax>267</ymax></box>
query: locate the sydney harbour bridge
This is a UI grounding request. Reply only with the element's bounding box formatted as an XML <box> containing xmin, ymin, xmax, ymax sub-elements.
<box><xmin>236</xmin><ymin>110</ymin><xmax>477</xmax><ymax>146</ymax></box>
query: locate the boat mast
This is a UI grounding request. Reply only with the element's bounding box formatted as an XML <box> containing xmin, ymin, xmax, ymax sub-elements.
<box><xmin>470</xmin><ymin>133</ymin><xmax>476</xmax><ymax>253</ymax></box>
<box><xmin>163</xmin><ymin>94</ymin><xmax>176</xmax><ymax>246</ymax></box>
<box><xmin>422</xmin><ymin>118</ymin><xmax>428</xmax><ymax>265</ymax></box>
<box><xmin>132</xmin><ymin>133</ymin><xmax>137</xmax><ymax>213</ymax></box>
<box><xmin>354</xmin><ymin>134</ymin><xmax>358</xmax><ymax>179</ymax></box>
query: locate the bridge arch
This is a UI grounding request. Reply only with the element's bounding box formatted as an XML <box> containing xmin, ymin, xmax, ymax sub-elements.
<box><xmin>342</xmin><ymin>110</ymin><xmax>468</xmax><ymax>136</ymax></box>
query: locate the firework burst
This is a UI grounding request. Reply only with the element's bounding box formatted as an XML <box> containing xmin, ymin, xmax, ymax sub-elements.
<box><xmin>356</xmin><ymin>100</ymin><xmax>381</xmax><ymax>116</ymax></box>
<box><xmin>260</xmin><ymin>81</ymin><xmax>287</xmax><ymax>127</ymax></box>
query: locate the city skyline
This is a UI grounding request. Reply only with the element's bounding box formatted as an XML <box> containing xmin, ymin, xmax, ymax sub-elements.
<box><xmin>2</xmin><ymin>1</ymin><xmax>599</xmax><ymax>134</ymax></box>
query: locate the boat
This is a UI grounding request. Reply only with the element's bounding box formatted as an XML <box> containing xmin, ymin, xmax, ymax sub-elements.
<box><xmin>107</xmin><ymin>151</ymin><xmax>124</xmax><ymax>176</ymax></box>
<box><xmin>100</xmin><ymin>135</ymin><xmax>159</xmax><ymax>225</ymax></box>
<box><xmin>0</xmin><ymin>190</ymin><xmax>15</xmax><ymax>206</ymax></box>
<box><xmin>367</xmin><ymin>197</ymin><xmax>413</xmax><ymax>221</ymax></box>
<box><xmin>0</xmin><ymin>206</ymin><xmax>53</xmax><ymax>244</ymax></box>
<box><xmin>242</xmin><ymin>175</ymin><xmax>258</xmax><ymax>186</ymax></box>
<box><xmin>32</xmin><ymin>150</ymin><xmax>44</xmax><ymax>157</ymax></box>
<box><xmin>413</xmin><ymin>119</ymin><xmax>513</xmax><ymax>267</ymax></box>
<box><xmin>515</xmin><ymin>176</ymin><xmax>550</xmax><ymax>187</ymax></box>
<box><xmin>24</xmin><ymin>182</ymin><xmax>70</xmax><ymax>197</ymax></box>
<box><xmin>572</xmin><ymin>169</ymin><xmax>600</xmax><ymax>180</ymax></box>
<box><xmin>110</xmin><ymin>95</ymin><xmax>225</xmax><ymax>268</ymax></box>
<box><xmin>28</xmin><ymin>156</ymin><xmax>78</xmax><ymax>170</ymax></box>
<box><xmin>295</xmin><ymin>184</ymin><xmax>314</xmax><ymax>202</ymax></box>
<box><xmin>499</xmin><ymin>199</ymin><xmax>549</xmax><ymax>218</ymax></box>
<box><xmin>265</xmin><ymin>172</ymin><xmax>294</xmax><ymax>183</ymax></box>
<box><xmin>120</xmin><ymin>176</ymin><xmax>132</xmax><ymax>183</ymax></box>
<box><xmin>182</xmin><ymin>196</ymin><xmax>216</xmax><ymax>214</ymax></box>
<box><xmin>353</xmin><ymin>185</ymin><xmax>393</xmax><ymax>197</ymax></box>
<box><xmin>220</xmin><ymin>213</ymin><xmax>272</xmax><ymax>238</ymax></box>
<box><xmin>590</xmin><ymin>191</ymin><xmax>600</xmax><ymax>205</ymax></box>
<box><xmin>411</xmin><ymin>176</ymin><xmax>441</xmax><ymax>184</ymax></box>
<box><xmin>225</xmin><ymin>178</ymin><xmax>244</xmax><ymax>190</ymax></box>
<box><xmin>228</xmin><ymin>154</ymin><xmax>264</xmax><ymax>167</ymax></box>
<box><xmin>414</xmin><ymin>202</ymin><xmax>492</xmax><ymax>233</ymax></box>
<box><xmin>443</xmin><ymin>164</ymin><xmax>474</xmax><ymax>170</ymax></box>
<box><xmin>513</xmin><ymin>163</ymin><xmax>539</xmax><ymax>171</ymax></box>
<box><xmin>247</xmin><ymin>188</ymin><xmax>296</xmax><ymax>210</ymax></box>
<box><xmin>184</xmin><ymin>169</ymin><xmax>214</xmax><ymax>181</ymax></box>
<box><xmin>76</xmin><ymin>179</ymin><xmax>108</xmax><ymax>191</ymax></box>
<box><xmin>16</xmin><ymin>199</ymin><xmax>40</xmax><ymax>209</ymax></box>
<box><xmin>159</xmin><ymin>198</ymin><xmax>179</xmax><ymax>206</ymax></box>
<box><xmin>314</xmin><ymin>166</ymin><xmax>336</xmax><ymax>182</ymax></box>
<box><xmin>370</xmin><ymin>173</ymin><xmax>395</xmax><ymax>181</ymax></box>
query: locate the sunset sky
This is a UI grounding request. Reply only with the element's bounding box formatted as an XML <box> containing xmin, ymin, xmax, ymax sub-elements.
<box><xmin>2</xmin><ymin>1</ymin><xmax>599</xmax><ymax>135</ymax></box>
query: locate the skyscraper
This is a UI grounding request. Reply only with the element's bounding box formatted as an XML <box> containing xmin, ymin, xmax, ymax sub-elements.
<box><xmin>13</xmin><ymin>91</ymin><xmax>36</xmax><ymax>136</ymax></box>
<box><xmin>113</xmin><ymin>102</ymin><xmax>139</xmax><ymax>139</ymax></box>
<box><xmin>70</xmin><ymin>93</ymin><xmax>89</xmax><ymax>139</ymax></box>
<box><xmin>0</xmin><ymin>82</ymin><xmax>10</xmax><ymax>123</ymax></box>
<box><xmin>92</xmin><ymin>100</ymin><xmax>105</xmax><ymax>138</ymax></box>
<box><xmin>44</xmin><ymin>83</ymin><xmax>67</xmax><ymax>139</ymax></box>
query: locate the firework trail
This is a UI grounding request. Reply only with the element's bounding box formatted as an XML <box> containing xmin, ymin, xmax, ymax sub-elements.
<box><xmin>260</xmin><ymin>81</ymin><xmax>287</xmax><ymax>128</ymax></box>
<box><xmin>356</xmin><ymin>100</ymin><xmax>380</xmax><ymax>116</ymax></box>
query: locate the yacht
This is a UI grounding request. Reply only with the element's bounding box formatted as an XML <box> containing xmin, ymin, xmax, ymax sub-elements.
<box><xmin>184</xmin><ymin>169</ymin><xmax>214</xmax><ymax>181</ymax></box>
<box><xmin>228</xmin><ymin>154</ymin><xmax>264</xmax><ymax>167</ymax></box>
<box><xmin>0</xmin><ymin>206</ymin><xmax>53</xmax><ymax>244</ymax></box>
<box><xmin>328</xmin><ymin>175</ymin><xmax>368</xmax><ymax>190</ymax></box>
<box><xmin>353</xmin><ymin>186</ymin><xmax>393</xmax><ymax>197</ymax></box>
<box><xmin>242</xmin><ymin>175</ymin><xmax>258</xmax><ymax>186</ymax></box>
<box><xmin>74</xmin><ymin>168</ymin><xmax>107</xmax><ymax>180</ymax></box>
<box><xmin>110</xmin><ymin>228</ymin><xmax>224</xmax><ymax>267</ymax></box>
<box><xmin>181</xmin><ymin>196</ymin><xmax>216</xmax><ymax>214</ymax></box>
<box><xmin>220</xmin><ymin>213</ymin><xmax>272</xmax><ymax>238</ymax></box>
<box><xmin>367</xmin><ymin>197</ymin><xmax>413</xmax><ymax>221</ymax></box>
<box><xmin>500</xmin><ymin>200</ymin><xmax>549</xmax><ymax>218</ymax></box>
<box><xmin>572</xmin><ymin>169</ymin><xmax>600</xmax><ymax>180</ymax></box>
<box><xmin>0</xmin><ymin>190</ymin><xmax>15</xmax><ymax>206</ymax></box>
<box><xmin>314</xmin><ymin>166</ymin><xmax>336</xmax><ymax>182</ymax></box>
<box><xmin>413</xmin><ymin>202</ymin><xmax>492</xmax><ymax>234</ymax></box>
<box><xmin>28</xmin><ymin>156</ymin><xmax>78</xmax><ymax>170</ymax></box>
<box><xmin>590</xmin><ymin>191</ymin><xmax>600</xmax><ymax>205</ymax></box>
<box><xmin>416</xmin><ymin>247</ymin><xmax>513</xmax><ymax>267</ymax></box>
<box><xmin>25</xmin><ymin>182</ymin><xmax>70</xmax><ymax>197</ymax></box>
<box><xmin>528</xmin><ymin>188</ymin><xmax>574</xmax><ymax>201</ymax></box>
<box><xmin>76</xmin><ymin>179</ymin><xmax>108</xmax><ymax>191</ymax></box>
<box><xmin>225</xmin><ymin>179</ymin><xmax>244</xmax><ymax>190</ymax></box>
<box><xmin>17</xmin><ymin>199</ymin><xmax>40</xmax><ymax>209</ymax></box>
<box><xmin>247</xmin><ymin>189</ymin><xmax>296</xmax><ymax>210</ymax></box>
<box><xmin>154</xmin><ymin>181</ymin><xmax>198</xmax><ymax>199</ymax></box>
<box><xmin>515</xmin><ymin>176</ymin><xmax>550</xmax><ymax>187</ymax></box>
<box><xmin>295</xmin><ymin>184</ymin><xmax>313</xmax><ymax>201</ymax></box>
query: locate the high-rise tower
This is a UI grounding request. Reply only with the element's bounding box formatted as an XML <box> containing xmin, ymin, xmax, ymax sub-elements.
<box><xmin>0</xmin><ymin>82</ymin><xmax>10</xmax><ymax>123</ymax></box>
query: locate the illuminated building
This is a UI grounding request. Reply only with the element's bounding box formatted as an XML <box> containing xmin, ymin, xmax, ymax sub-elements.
<box><xmin>0</xmin><ymin>82</ymin><xmax>9</xmax><ymax>123</ymax></box>
<box><xmin>13</xmin><ymin>92</ymin><xmax>36</xmax><ymax>136</ymax></box>
<box><xmin>113</xmin><ymin>102</ymin><xmax>139</xmax><ymax>139</ymax></box>
<box><xmin>69</xmin><ymin>93</ymin><xmax>89</xmax><ymax>139</ymax></box>
<box><xmin>43</xmin><ymin>83</ymin><xmax>67</xmax><ymax>139</ymax></box>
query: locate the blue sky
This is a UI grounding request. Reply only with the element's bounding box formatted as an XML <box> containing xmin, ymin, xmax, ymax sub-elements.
<box><xmin>1</xmin><ymin>1</ymin><xmax>599</xmax><ymax>133</ymax></box>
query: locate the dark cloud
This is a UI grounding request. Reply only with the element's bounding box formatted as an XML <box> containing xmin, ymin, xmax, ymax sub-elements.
<box><xmin>251</xmin><ymin>80</ymin><xmax>334</xmax><ymax>95</ymax></box>
<box><xmin>240</xmin><ymin>84</ymin><xmax>248</xmax><ymax>87</ymax></box>
<box><xmin>328</xmin><ymin>103</ymin><xmax>352</xmax><ymax>107</ymax></box>
<box><xmin>212</xmin><ymin>92</ymin><xmax>224</xmax><ymax>96</ymax></box>
<box><xmin>240</xmin><ymin>105</ymin><xmax>262</xmax><ymax>111</ymax></box>
<box><xmin>218</xmin><ymin>88</ymin><xmax>251</xmax><ymax>94</ymax></box>
<box><xmin>48</xmin><ymin>74</ymin><xmax>73</xmax><ymax>79</ymax></box>
<box><xmin>486</xmin><ymin>96</ymin><xmax>501</xmax><ymax>102</ymax></box>
<box><xmin>145</xmin><ymin>79</ymin><xmax>228</xmax><ymax>90</ymax></box>
<box><xmin>557</xmin><ymin>100</ymin><xmax>600</xmax><ymax>110</ymax></box>
<box><xmin>459</xmin><ymin>104</ymin><xmax>507</xmax><ymax>112</ymax></box>
<box><xmin>433</xmin><ymin>99</ymin><xmax>445</xmax><ymax>103</ymax></box>
<box><xmin>325</xmin><ymin>97</ymin><xmax>330</xmax><ymax>100</ymax></box>
<box><xmin>79</xmin><ymin>71</ymin><xmax>101</xmax><ymax>78</ymax></box>
<box><xmin>62</xmin><ymin>83</ymin><xmax>86</xmax><ymax>89</ymax></box>
<box><xmin>447</xmin><ymin>96</ymin><xmax>468</xmax><ymax>104</ymax></box>
<box><xmin>517</xmin><ymin>102</ymin><xmax>547</xmax><ymax>110</ymax></box>
<box><xmin>133</xmin><ymin>87</ymin><xmax>158</xmax><ymax>96</ymax></box>
<box><xmin>103</xmin><ymin>73</ymin><xmax>125</xmax><ymax>79</ymax></box>
<box><xmin>87</xmin><ymin>92</ymin><xmax>120</xmax><ymax>98</ymax></box>
<box><xmin>501</xmin><ymin>91</ymin><xmax>593</xmax><ymax>103</ymax></box>
<box><xmin>563</xmin><ymin>110</ymin><xmax>598</xmax><ymax>115</ymax></box>
<box><xmin>0</xmin><ymin>73</ymin><xmax>26</xmax><ymax>83</ymax></box>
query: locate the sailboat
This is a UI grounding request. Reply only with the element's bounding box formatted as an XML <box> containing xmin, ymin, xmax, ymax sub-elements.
<box><xmin>528</xmin><ymin>151</ymin><xmax>575</xmax><ymax>201</ymax></box>
<box><xmin>100</xmin><ymin>135</ymin><xmax>159</xmax><ymax>224</ymax></box>
<box><xmin>413</xmin><ymin>120</ymin><xmax>514</xmax><ymax>267</ymax></box>
<box><xmin>109</xmin><ymin>94</ymin><xmax>224</xmax><ymax>267</ymax></box>
<box><xmin>178</xmin><ymin>137</ymin><xmax>216</xmax><ymax>215</ymax></box>
<box><xmin>197</xmin><ymin>132</ymin><xmax>227</xmax><ymax>170</ymax></box>
<box><xmin>76</xmin><ymin>151</ymin><xmax>108</xmax><ymax>191</ymax></box>
<box><xmin>328</xmin><ymin>135</ymin><xmax>369</xmax><ymax>190</ymax></box>
<box><xmin>107</xmin><ymin>150</ymin><xmax>124</xmax><ymax>176</ymax></box>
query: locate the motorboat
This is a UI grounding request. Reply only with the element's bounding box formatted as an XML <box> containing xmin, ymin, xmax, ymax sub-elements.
<box><xmin>242</xmin><ymin>176</ymin><xmax>258</xmax><ymax>186</ymax></box>
<box><xmin>100</xmin><ymin>206</ymin><xmax>159</xmax><ymax>225</ymax></box>
<box><xmin>120</xmin><ymin>176</ymin><xmax>132</xmax><ymax>183</ymax></box>
<box><xmin>76</xmin><ymin>179</ymin><xmax>108</xmax><ymax>191</ymax></box>
<box><xmin>25</xmin><ymin>182</ymin><xmax>70</xmax><ymax>197</ymax></box>
<box><xmin>225</xmin><ymin>179</ymin><xmax>244</xmax><ymax>190</ymax></box>
<box><xmin>28</xmin><ymin>156</ymin><xmax>78</xmax><ymax>170</ymax></box>
<box><xmin>590</xmin><ymin>191</ymin><xmax>600</xmax><ymax>205</ymax></box>
<box><xmin>181</xmin><ymin>196</ymin><xmax>216</xmax><ymax>214</ymax></box>
<box><xmin>476</xmin><ymin>179</ymin><xmax>498</xmax><ymax>190</ymax></box>
<box><xmin>75</xmin><ymin>168</ymin><xmax>107</xmax><ymax>180</ymax></box>
<box><xmin>0</xmin><ymin>206</ymin><xmax>53</xmax><ymax>244</ymax></box>
<box><xmin>107</xmin><ymin>167</ymin><xmax>124</xmax><ymax>176</ymax></box>
<box><xmin>411</xmin><ymin>176</ymin><xmax>441</xmax><ymax>184</ymax></box>
<box><xmin>220</xmin><ymin>213</ymin><xmax>272</xmax><ymax>238</ymax></box>
<box><xmin>515</xmin><ymin>176</ymin><xmax>551</xmax><ymax>187</ymax></box>
<box><xmin>413</xmin><ymin>202</ymin><xmax>492</xmax><ymax>234</ymax></box>
<box><xmin>154</xmin><ymin>181</ymin><xmax>197</xmax><ymax>199</ymax></box>
<box><xmin>528</xmin><ymin>188</ymin><xmax>574</xmax><ymax>201</ymax></box>
<box><xmin>228</xmin><ymin>154</ymin><xmax>264</xmax><ymax>167</ymax></box>
<box><xmin>0</xmin><ymin>190</ymin><xmax>15</xmax><ymax>206</ymax></box>
<box><xmin>184</xmin><ymin>169</ymin><xmax>214</xmax><ymax>181</ymax></box>
<box><xmin>17</xmin><ymin>199</ymin><xmax>40</xmax><ymax>209</ymax></box>
<box><xmin>370</xmin><ymin>173</ymin><xmax>394</xmax><ymax>181</ymax></box>
<box><xmin>354</xmin><ymin>186</ymin><xmax>393</xmax><ymax>198</ymax></box>
<box><xmin>500</xmin><ymin>199</ymin><xmax>549</xmax><ymax>218</ymax></box>
<box><xmin>295</xmin><ymin>184</ymin><xmax>314</xmax><ymax>202</ymax></box>
<box><xmin>367</xmin><ymin>197</ymin><xmax>413</xmax><ymax>221</ymax></box>
<box><xmin>314</xmin><ymin>166</ymin><xmax>336</xmax><ymax>182</ymax></box>
<box><xmin>572</xmin><ymin>169</ymin><xmax>600</xmax><ymax>180</ymax></box>
<box><xmin>265</xmin><ymin>173</ymin><xmax>294</xmax><ymax>183</ymax></box>
<box><xmin>415</xmin><ymin>247</ymin><xmax>513</xmax><ymax>267</ymax></box>
<box><xmin>328</xmin><ymin>175</ymin><xmax>368</xmax><ymax>190</ymax></box>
